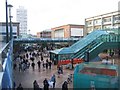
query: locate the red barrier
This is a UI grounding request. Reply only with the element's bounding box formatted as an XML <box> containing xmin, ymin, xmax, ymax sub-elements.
<box><xmin>58</xmin><ymin>58</ymin><xmax>84</xmax><ymax>65</ymax></box>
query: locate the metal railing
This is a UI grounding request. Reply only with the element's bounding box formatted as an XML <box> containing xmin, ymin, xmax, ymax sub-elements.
<box><xmin>0</xmin><ymin>42</ymin><xmax>10</xmax><ymax>65</ymax></box>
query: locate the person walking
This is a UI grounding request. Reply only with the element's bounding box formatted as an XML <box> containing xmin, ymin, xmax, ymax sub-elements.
<box><xmin>26</xmin><ymin>53</ymin><xmax>28</xmax><ymax>59</ymax></box>
<box><xmin>62</xmin><ymin>81</ymin><xmax>68</xmax><ymax>90</ymax></box>
<box><xmin>42</xmin><ymin>61</ymin><xmax>45</xmax><ymax>71</ymax></box>
<box><xmin>37</xmin><ymin>60</ymin><xmax>41</xmax><ymax>72</ymax></box>
<box><xmin>13</xmin><ymin>62</ymin><xmax>17</xmax><ymax>70</ymax></box>
<box><xmin>13</xmin><ymin>81</ymin><xmax>16</xmax><ymax>90</ymax></box>
<box><xmin>46</xmin><ymin>62</ymin><xmax>48</xmax><ymax>69</ymax></box>
<box><xmin>43</xmin><ymin>78</ymin><xmax>49</xmax><ymax>90</ymax></box>
<box><xmin>50</xmin><ymin>74</ymin><xmax>56</xmax><ymax>89</ymax></box>
<box><xmin>19</xmin><ymin>62</ymin><xmax>22</xmax><ymax>72</ymax></box>
<box><xmin>31</xmin><ymin>62</ymin><xmax>35</xmax><ymax>71</ymax></box>
<box><xmin>33</xmin><ymin>80</ymin><xmax>39</xmax><ymax>90</ymax></box>
<box><xmin>48</xmin><ymin>61</ymin><xmax>52</xmax><ymax>69</ymax></box>
<box><xmin>17</xmin><ymin>83</ymin><xmax>23</xmax><ymax>90</ymax></box>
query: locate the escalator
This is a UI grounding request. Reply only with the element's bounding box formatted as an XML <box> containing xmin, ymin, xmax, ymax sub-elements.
<box><xmin>69</xmin><ymin>30</ymin><xmax>109</xmax><ymax>60</ymax></box>
<box><xmin>71</xmin><ymin>33</ymin><xmax>120</xmax><ymax>61</ymax></box>
<box><xmin>50</xmin><ymin>29</ymin><xmax>120</xmax><ymax>63</ymax></box>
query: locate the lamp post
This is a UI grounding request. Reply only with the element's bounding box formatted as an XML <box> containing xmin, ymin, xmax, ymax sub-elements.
<box><xmin>7</xmin><ymin>4</ymin><xmax>13</xmax><ymax>40</ymax></box>
<box><xmin>5</xmin><ymin>0</ymin><xmax>9</xmax><ymax>43</ymax></box>
<box><xmin>7</xmin><ymin>4</ymin><xmax>14</xmax><ymax>89</ymax></box>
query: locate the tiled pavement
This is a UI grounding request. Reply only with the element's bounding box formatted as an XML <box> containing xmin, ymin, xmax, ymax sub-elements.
<box><xmin>13</xmin><ymin>53</ymin><xmax>120</xmax><ymax>89</ymax></box>
<box><xmin>13</xmin><ymin>57</ymin><xmax>74</xmax><ymax>89</ymax></box>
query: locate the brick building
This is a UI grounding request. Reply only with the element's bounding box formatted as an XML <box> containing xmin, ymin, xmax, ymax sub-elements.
<box><xmin>51</xmin><ymin>24</ymin><xmax>85</xmax><ymax>38</ymax></box>
<box><xmin>37</xmin><ymin>29</ymin><xmax>51</xmax><ymax>38</ymax></box>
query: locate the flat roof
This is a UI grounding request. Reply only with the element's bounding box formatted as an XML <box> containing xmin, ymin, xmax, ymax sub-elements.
<box><xmin>51</xmin><ymin>24</ymin><xmax>84</xmax><ymax>29</ymax></box>
<box><xmin>50</xmin><ymin>47</ymin><xmax>74</xmax><ymax>54</ymax></box>
<box><xmin>85</xmin><ymin>11</ymin><xmax>119</xmax><ymax>20</ymax></box>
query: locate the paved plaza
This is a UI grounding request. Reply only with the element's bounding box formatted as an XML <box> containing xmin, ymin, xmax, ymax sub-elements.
<box><xmin>13</xmin><ymin>50</ymin><xmax>120</xmax><ymax>89</ymax></box>
<box><xmin>13</xmin><ymin>56</ymin><xmax>74</xmax><ymax>89</ymax></box>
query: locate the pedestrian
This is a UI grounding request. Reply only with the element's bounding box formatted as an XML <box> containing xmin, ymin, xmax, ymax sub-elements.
<box><xmin>62</xmin><ymin>81</ymin><xmax>68</xmax><ymax>90</ymax></box>
<box><xmin>43</xmin><ymin>78</ymin><xmax>49</xmax><ymax>90</ymax></box>
<box><xmin>41</xmin><ymin>56</ymin><xmax>43</xmax><ymax>61</ymax></box>
<box><xmin>50</xmin><ymin>74</ymin><xmax>56</xmax><ymax>89</ymax></box>
<box><xmin>19</xmin><ymin>62</ymin><xmax>22</xmax><ymax>72</ymax></box>
<box><xmin>33</xmin><ymin>80</ymin><xmax>39</xmax><ymax>90</ymax></box>
<box><xmin>48</xmin><ymin>61</ymin><xmax>52</xmax><ymax>69</ymax></box>
<box><xmin>46</xmin><ymin>59</ymin><xmax>48</xmax><ymax>63</ymax></box>
<box><xmin>13</xmin><ymin>62</ymin><xmax>17</xmax><ymax>70</ymax></box>
<box><xmin>17</xmin><ymin>83</ymin><xmax>23</xmax><ymax>90</ymax></box>
<box><xmin>60</xmin><ymin>65</ymin><xmax>63</xmax><ymax>74</ymax></box>
<box><xmin>42</xmin><ymin>61</ymin><xmax>45</xmax><ymax>71</ymax></box>
<box><xmin>57</xmin><ymin>66</ymin><xmax>61</xmax><ymax>78</ymax></box>
<box><xmin>13</xmin><ymin>81</ymin><xmax>16</xmax><ymax>90</ymax></box>
<box><xmin>30</xmin><ymin>57</ymin><xmax>35</xmax><ymax>62</ymax></box>
<box><xmin>26</xmin><ymin>53</ymin><xmax>28</xmax><ymax>59</ymax></box>
<box><xmin>31</xmin><ymin>62</ymin><xmax>35</xmax><ymax>71</ymax></box>
<box><xmin>27</xmin><ymin>61</ymin><xmax>30</xmax><ymax>69</ymax></box>
<box><xmin>67</xmin><ymin>74</ymin><xmax>73</xmax><ymax>83</ymax></box>
<box><xmin>37</xmin><ymin>60</ymin><xmax>41</xmax><ymax>72</ymax></box>
<box><xmin>46</xmin><ymin>62</ymin><xmax>48</xmax><ymax>69</ymax></box>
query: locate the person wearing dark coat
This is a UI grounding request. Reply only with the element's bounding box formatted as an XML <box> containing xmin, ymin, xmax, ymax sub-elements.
<box><xmin>37</xmin><ymin>60</ymin><xmax>41</xmax><ymax>72</ymax></box>
<box><xmin>33</xmin><ymin>80</ymin><xmax>39</xmax><ymax>90</ymax></box>
<box><xmin>62</xmin><ymin>81</ymin><xmax>68</xmax><ymax>90</ymax></box>
<box><xmin>48</xmin><ymin>61</ymin><xmax>52</xmax><ymax>69</ymax></box>
<box><xmin>43</xmin><ymin>78</ymin><xmax>49</xmax><ymax>90</ymax></box>
<box><xmin>46</xmin><ymin>62</ymin><xmax>48</xmax><ymax>69</ymax></box>
<box><xmin>31</xmin><ymin>62</ymin><xmax>35</xmax><ymax>71</ymax></box>
<box><xmin>17</xmin><ymin>83</ymin><xmax>23</xmax><ymax>90</ymax></box>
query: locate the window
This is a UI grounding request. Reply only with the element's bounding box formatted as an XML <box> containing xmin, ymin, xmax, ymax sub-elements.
<box><xmin>103</xmin><ymin>17</ymin><xmax>111</xmax><ymax>22</ymax></box>
<box><xmin>103</xmin><ymin>25</ymin><xmax>111</xmax><ymax>29</ymax></box>
<box><xmin>87</xmin><ymin>21</ymin><xmax>92</xmax><ymax>25</ymax></box>
<box><xmin>114</xmin><ymin>15</ymin><xmax>120</xmax><ymax>21</ymax></box>
<box><xmin>94</xmin><ymin>19</ymin><xmax>101</xmax><ymax>24</ymax></box>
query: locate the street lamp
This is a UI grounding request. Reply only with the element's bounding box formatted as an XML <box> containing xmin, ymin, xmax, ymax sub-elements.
<box><xmin>7</xmin><ymin>4</ymin><xmax>13</xmax><ymax>40</ymax></box>
<box><xmin>5</xmin><ymin>0</ymin><xmax>9</xmax><ymax>43</ymax></box>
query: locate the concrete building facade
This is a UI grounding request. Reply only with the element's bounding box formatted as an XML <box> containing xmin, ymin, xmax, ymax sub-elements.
<box><xmin>85</xmin><ymin>11</ymin><xmax>120</xmax><ymax>34</ymax></box>
<box><xmin>37</xmin><ymin>29</ymin><xmax>51</xmax><ymax>38</ymax></box>
<box><xmin>0</xmin><ymin>22</ymin><xmax>19</xmax><ymax>42</ymax></box>
<box><xmin>51</xmin><ymin>24</ymin><xmax>84</xmax><ymax>38</ymax></box>
<box><xmin>16</xmin><ymin>6</ymin><xmax>27</xmax><ymax>36</ymax></box>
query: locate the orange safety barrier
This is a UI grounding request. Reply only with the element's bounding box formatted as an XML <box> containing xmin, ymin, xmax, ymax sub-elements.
<box><xmin>58</xmin><ymin>58</ymin><xmax>84</xmax><ymax>66</ymax></box>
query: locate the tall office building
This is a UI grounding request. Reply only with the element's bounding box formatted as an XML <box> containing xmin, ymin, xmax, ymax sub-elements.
<box><xmin>16</xmin><ymin>6</ymin><xmax>27</xmax><ymax>36</ymax></box>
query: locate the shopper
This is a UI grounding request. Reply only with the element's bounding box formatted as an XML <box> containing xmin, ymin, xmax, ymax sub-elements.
<box><xmin>50</xmin><ymin>74</ymin><xmax>56</xmax><ymax>88</ymax></box>
<box><xmin>43</xmin><ymin>78</ymin><xmax>49</xmax><ymax>90</ymax></box>
<box><xmin>62</xmin><ymin>81</ymin><xmax>68</xmax><ymax>90</ymax></box>
<box><xmin>31</xmin><ymin>62</ymin><xmax>35</xmax><ymax>71</ymax></box>
<box><xmin>17</xmin><ymin>83</ymin><xmax>23</xmax><ymax>90</ymax></box>
<box><xmin>37</xmin><ymin>60</ymin><xmax>41</xmax><ymax>72</ymax></box>
<box><xmin>33</xmin><ymin>80</ymin><xmax>39</xmax><ymax>90</ymax></box>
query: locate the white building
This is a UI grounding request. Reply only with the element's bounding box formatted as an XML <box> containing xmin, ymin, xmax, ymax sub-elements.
<box><xmin>85</xmin><ymin>11</ymin><xmax>120</xmax><ymax>35</ymax></box>
<box><xmin>16</xmin><ymin>6</ymin><xmax>27</xmax><ymax>36</ymax></box>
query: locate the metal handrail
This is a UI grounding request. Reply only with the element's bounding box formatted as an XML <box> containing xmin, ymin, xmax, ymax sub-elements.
<box><xmin>0</xmin><ymin>42</ymin><xmax>10</xmax><ymax>54</ymax></box>
<box><xmin>0</xmin><ymin>41</ymin><xmax>11</xmax><ymax>64</ymax></box>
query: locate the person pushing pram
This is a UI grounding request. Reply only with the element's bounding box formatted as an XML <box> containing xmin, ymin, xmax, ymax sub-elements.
<box><xmin>48</xmin><ymin>74</ymin><xmax>56</xmax><ymax>88</ymax></box>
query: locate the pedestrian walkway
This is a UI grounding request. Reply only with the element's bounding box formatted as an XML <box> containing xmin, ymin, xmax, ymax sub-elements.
<box><xmin>13</xmin><ymin>50</ymin><xmax>120</xmax><ymax>89</ymax></box>
<box><xmin>13</xmin><ymin>56</ymin><xmax>74</xmax><ymax>89</ymax></box>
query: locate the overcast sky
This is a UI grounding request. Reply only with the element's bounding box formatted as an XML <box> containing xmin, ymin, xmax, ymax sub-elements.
<box><xmin>0</xmin><ymin>0</ymin><xmax>120</xmax><ymax>35</ymax></box>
